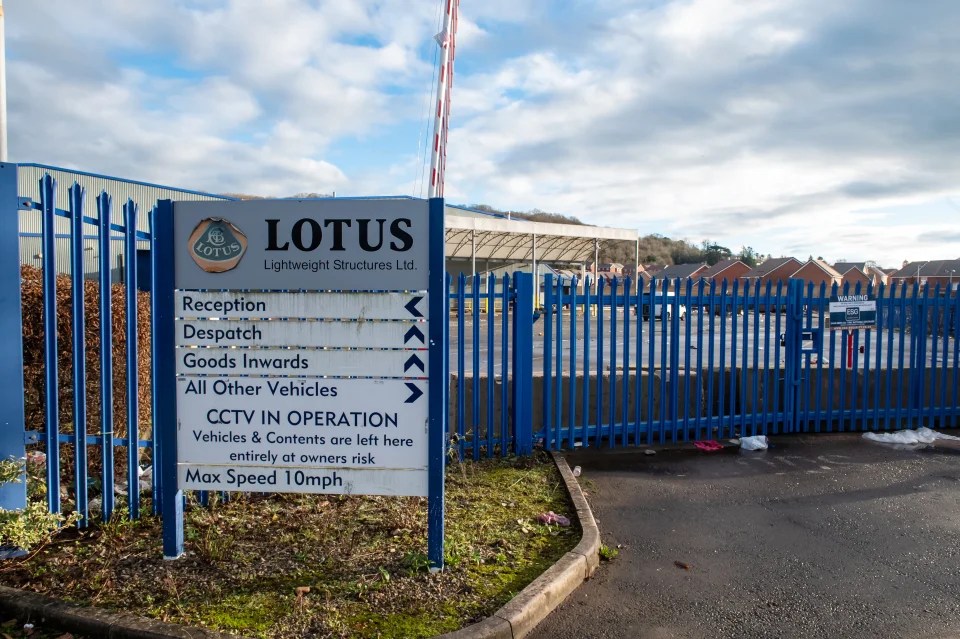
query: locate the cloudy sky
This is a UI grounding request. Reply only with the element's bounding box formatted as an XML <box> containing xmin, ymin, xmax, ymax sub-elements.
<box><xmin>6</xmin><ymin>0</ymin><xmax>960</xmax><ymax>266</ymax></box>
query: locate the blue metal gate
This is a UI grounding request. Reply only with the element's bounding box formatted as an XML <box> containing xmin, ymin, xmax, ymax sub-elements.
<box><xmin>444</xmin><ymin>270</ymin><xmax>959</xmax><ymax>455</ymax></box>
<box><xmin>526</xmin><ymin>275</ymin><xmax>960</xmax><ymax>449</ymax></box>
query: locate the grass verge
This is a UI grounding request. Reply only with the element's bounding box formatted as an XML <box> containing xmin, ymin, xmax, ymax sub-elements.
<box><xmin>0</xmin><ymin>453</ymin><xmax>578</xmax><ymax>638</ymax></box>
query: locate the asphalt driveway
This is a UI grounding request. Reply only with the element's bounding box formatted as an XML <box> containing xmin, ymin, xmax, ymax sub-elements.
<box><xmin>531</xmin><ymin>433</ymin><xmax>960</xmax><ymax>639</ymax></box>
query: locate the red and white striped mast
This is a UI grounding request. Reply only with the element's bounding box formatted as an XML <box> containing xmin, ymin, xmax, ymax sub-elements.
<box><xmin>428</xmin><ymin>0</ymin><xmax>459</xmax><ymax>199</ymax></box>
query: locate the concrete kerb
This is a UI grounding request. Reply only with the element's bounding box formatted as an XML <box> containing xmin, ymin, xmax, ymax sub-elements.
<box><xmin>436</xmin><ymin>451</ymin><xmax>601</xmax><ymax>639</ymax></box>
<box><xmin>0</xmin><ymin>584</ymin><xmax>241</xmax><ymax>638</ymax></box>
<box><xmin>0</xmin><ymin>452</ymin><xmax>599</xmax><ymax>639</ymax></box>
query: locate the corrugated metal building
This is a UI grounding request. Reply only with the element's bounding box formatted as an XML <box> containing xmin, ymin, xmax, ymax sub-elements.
<box><xmin>17</xmin><ymin>163</ymin><xmax>231</xmax><ymax>281</ymax></box>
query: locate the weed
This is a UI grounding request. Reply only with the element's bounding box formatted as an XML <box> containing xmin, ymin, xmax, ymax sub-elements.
<box><xmin>0</xmin><ymin>457</ymin><xmax>80</xmax><ymax>552</ymax></box>
<box><xmin>598</xmin><ymin>543</ymin><xmax>619</xmax><ymax>562</ymax></box>
<box><xmin>401</xmin><ymin>551</ymin><xmax>431</xmax><ymax>575</ymax></box>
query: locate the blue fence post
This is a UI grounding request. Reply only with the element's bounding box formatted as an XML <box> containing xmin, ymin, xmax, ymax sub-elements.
<box><xmin>69</xmin><ymin>184</ymin><xmax>89</xmax><ymax>526</ymax></box>
<box><xmin>543</xmin><ymin>273</ymin><xmax>553</xmax><ymax>449</ymax></box>
<box><xmin>149</xmin><ymin>206</ymin><xmax>162</xmax><ymax>515</ymax></box>
<box><xmin>910</xmin><ymin>288</ymin><xmax>928</xmax><ymax>427</ymax></box>
<box><xmin>40</xmin><ymin>175</ymin><xmax>61</xmax><ymax>515</ymax></box>
<box><xmin>0</xmin><ymin>163</ymin><xmax>26</xmax><ymax>511</ymax></box>
<box><xmin>123</xmin><ymin>199</ymin><xmax>140</xmax><ymax>520</ymax></box>
<box><xmin>97</xmin><ymin>192</ymin><xmax>115</xmax><ymax>521</ymax></box>
<box><xmin>511</xmin><ymin>272</ymin><xmax>534</xmax><ymax>455</ymax></box>
<box><xmin>784</xmin><ymin>278</ymin><xmax>804</xmax><ymax>433</ymax></box>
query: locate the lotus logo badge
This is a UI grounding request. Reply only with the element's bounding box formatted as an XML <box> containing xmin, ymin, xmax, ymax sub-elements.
<box><xmin>188</xmin><ymin>217</ymin><xmax>248</xmax><ymax>273</ymax></box>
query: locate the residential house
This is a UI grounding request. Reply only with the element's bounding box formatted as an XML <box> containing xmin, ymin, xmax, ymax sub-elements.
<box><xmin>888</xmin><ymin>259</ymin><xmax>960</xmax><ymax>291</ymax></box>
<box><xmin>591</xmin><ymin>262</ymin><xmax>625</xmax><ymax>284</ymax></box>
<box><xmin>838</xmin><ymin>266</ymin><xmax>873</xmax><ymax>291</ymax></box>
<box><xmin>700</xmin><ymin>259</ymin><xmax>751</xmax><ymax>286</ymax></box>
<box><xmin>652</xmin><ymin>263</ymin><xmax>709</xmax><ymax>290</ymax></box>
<box><xmin>741</xmin><ymin>257</ymin><xmax>802</xmax><ymax>288</ymax></box>
<box><xmin>833</xmin><ymin>262</ymin><xmax>888</xmax><ymax>288</ymax></box>
<box><xmin>621</xmin><ymin>263</ymin><xmax>641</xmax><ymax>281</ymax></box>
<box><xmin>790</xmin><ymin>260</ymin><xmax>843</xmax><ymax>293</ymax></box>
<box><xmin>643</xmin><ymin>263</ymin><xmax>667</xmax><ymax>277</ymax></box>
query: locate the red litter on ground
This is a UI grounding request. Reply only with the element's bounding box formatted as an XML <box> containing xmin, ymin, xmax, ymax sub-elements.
<box><xmin>537</xmin><ymin>511</ymin><xmax>571</xmax><ymax>526</ymax></box>
<box><xmin>693</xmin><ymin>440</ymin><xmax>724</xmax><ymax>452</ymax></box>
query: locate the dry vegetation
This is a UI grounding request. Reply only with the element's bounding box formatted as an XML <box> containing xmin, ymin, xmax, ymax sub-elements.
<box><xmin>20</xmin><ymin>264</ymin><xmax>152</xmax><ymax>439</ymax></box>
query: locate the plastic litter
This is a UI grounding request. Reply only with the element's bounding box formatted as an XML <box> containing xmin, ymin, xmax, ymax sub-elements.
<box><xmin>139</xmin><ymin>465</ymin><xmax>153</xmax><ymax>492</ymax></box>
<box><xmin>537</xmin><ymin>511</ymin><xmax>571</xmax><ymax>526</ymax></box>
<box><xmin>0</xmin><ymin>545</ymin><xmax>29</xmax><ymax>560</ymax></box>
<box><xmin>644</xmin><ymin>449</ymin><xmax>657</xmax><ymax>456</ymax></box>
<box><xmin>862</xmin><ymin>427</ymin><xmax>960</xmax><ymax>445</ymax></box>
<box><xmin>694</xmin><ymin>440</ymin><xmax>723</xmax><ymax>452</ymax></box>
<box><xmin>572</xmin><ymin>466</ymin><xmax>582</xmax><ymax>477</ymax></box>
<box><xmin>739</xmin><ymin>435</ymin><xmax>769</xmax><ymax>450</ymax></box>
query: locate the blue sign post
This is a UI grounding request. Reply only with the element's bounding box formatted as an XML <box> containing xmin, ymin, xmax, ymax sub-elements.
<box><xmin>153</xmin><ymin>201</ymin><xmax>184</xmax><ymax>559</ymax></box>
<box><xmin>157</xmin><ymin>197</ymin><xmax>445</xmax><ymax>567</ymax></box>
<box><xmin>427</xmin><ymin>197</ymin><xmax>446</xmax><ymax>569</ymax></box>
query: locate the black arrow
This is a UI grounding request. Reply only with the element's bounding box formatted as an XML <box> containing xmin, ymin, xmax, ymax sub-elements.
<box><xmin>404</xmin><ymin>382</ymin><xmax>424</xmax><ymax>403</ymax></box>
<box><xmin>404</xmin><ymin>325</ymin><xmax>425</xmax><ymax>345</ymax></box>
<box><xmin>404</xmin><ymin>354</ymin><xmax>425</xmax><ymax>373</ymax></box>
<box><xmin>404</xmin><ymin>296</ymin><xmax>424</xmax><ymax>318</ymax></box>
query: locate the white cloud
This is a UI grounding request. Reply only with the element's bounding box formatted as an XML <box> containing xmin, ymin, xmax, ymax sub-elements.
<box><xmin>442</xmin><ymin>0</ymin><xmax>960</xmax><ymax>264</ymax></box>
<box><xmin>5</xmin><ymin>0</ymin><xmax>960</xmax><ymax>265</ymax></box>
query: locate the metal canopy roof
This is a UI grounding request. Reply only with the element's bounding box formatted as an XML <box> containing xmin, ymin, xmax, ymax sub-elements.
<box><xmin>445</xmin><ymin>205</ymin><xmax>637</xmax><ymax>264</ymax></box>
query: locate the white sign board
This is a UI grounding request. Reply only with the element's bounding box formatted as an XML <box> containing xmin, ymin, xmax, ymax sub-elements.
<box><xmin>176</xmin><ymin>377</ymin><xmax>427</xmax><ymax>495</ymax></box>
<box><xmin>176</xmin><ymin>348</ymin><xmax>427</xmax><ymax>378</ymax></box>
<box><xmin>173</xmin><ymin>200</ymin><xmax>431</xmax><ymax>497</ymax></box>
<box><xmin>175</xmin><ymin>319</ymin><xmax>423</xmax><ymax>349</ymax></box>
<box><xmin>175</xmin><ymin>291</ymin><xmax>426</xmax><ymax>321</ymax></box>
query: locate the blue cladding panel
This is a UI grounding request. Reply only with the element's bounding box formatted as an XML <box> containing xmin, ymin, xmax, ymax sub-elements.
<box><xmin>0</xmin><ymin>164</ymin><xmax>27</xmax><ymax>511</ymax></box>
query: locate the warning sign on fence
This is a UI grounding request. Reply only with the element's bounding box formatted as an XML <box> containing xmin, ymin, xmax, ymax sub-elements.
<box><xmin>828</xmin><ymin>293</ymin><xmax>877</xmax><ymax>330</ymax></box>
